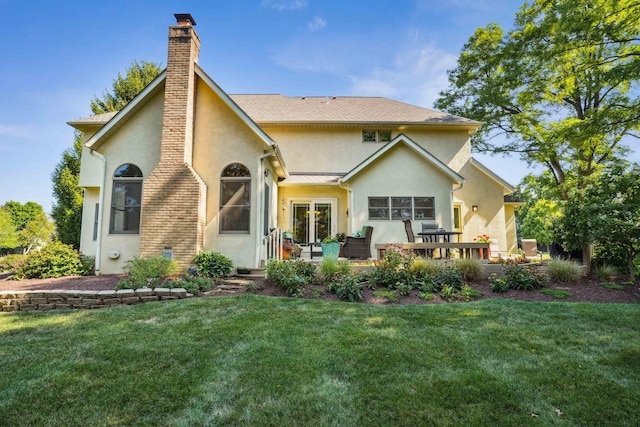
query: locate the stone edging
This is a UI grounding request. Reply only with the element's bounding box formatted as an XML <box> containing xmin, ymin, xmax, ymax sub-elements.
<box><xmin>0</xmin><ymin>288</ymin><xmax>192</xmax><ymax>312</ymax></box>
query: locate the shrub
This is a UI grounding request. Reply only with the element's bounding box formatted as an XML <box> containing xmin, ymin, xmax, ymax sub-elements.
<box><xmin>318</xmin><ymin>258</ymin><xmax>350</xmax><ymax>284</ymax></box>
<box><xmin>265</xmin><ymin>260</ymin><xmax>307</xmax><ymax>297</ymax></box>
<box><xmin>327</xmin><ymin>273</ymin><xmax>363</xmax><ymax>302</ymax></box>
<box><xmin>593</xmin><ymin>242</ymin><xmax>640</xmax><ymax>275</ymax></box>
<box><xmin>192</xmin><ymin>251</ymin><xmax>233</xmax><ymax>279</ymax></box>
<box><xmin>418</xmin><ymin>291</ymin><xmax>434</xmax><ymax>301</ymax></box>
<box><xmin>164</xmin><ymin>276</ymin><xmax>214</xmax><ymax>294</ymax></box>
<box><xmin>503</xmin><ymin>263</ymin><xmax>547</xmax><ymax>290</ymax></box>
<box><xmin>118</xmin><ymin>256</ymin><xmax>180</xmax><ymax>289</ymax></box>
<box><xmin>547</xmin><ymin>259</ymin><xmax>582</xmax><ymax>283</ymax></box>
<box><xmin>18</xmin><ymin>242</ymin><xmax>84</xmax><ymax>279</ymax></box>
<box><xmin>453</xmin><ymin>258</ymin><xmax>485</xmax><ymax>282</ymax></box>
<box><xmin>410</xmin><ymin>258</ymin><xmax>442</xmax><ymax>276</ymax></box>
<box><xmin>434</xmin><ymin>267</ymin><xmax>464</xmax><ymax>291</ymax></box>
<box><xmin>0</xmin><ymin>254</ymin><xmax>27</xmax><ymax>272</ymax></box>
<box><xmin>369</xmin><ymin>247</ymin><xmax>413</xmax><ymax>288</ymax></box>
<box><xmin>489</xmin><ymin>276</ymin><xmax>509</xmax><ymax>293</ymax></box>
<box><xmin>594</xmin><ymin>264</ymin><xmax>617</xmax><ymax>281</ymax></box>
<box><xmin>458</xmin><ymin>284</ymin><xmax>482</xmax><ymax>301</ymax></box>
<box><xmin>79</xmin><ymin>255</ymin><xmax>95</xmax><ymax>276</ymax></box>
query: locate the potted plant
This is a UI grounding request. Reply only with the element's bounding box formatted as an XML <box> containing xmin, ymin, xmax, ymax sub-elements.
<box><xmin>474</xmin><ymin>234</ymin><xmax>491</xmax><ymax>259</ymax></box>
<box><xmin>236</xmin><ymin>266</ymin><xmax>251</xmax><ymax>275</ymax></box>
<box><xmin>321</xmin><ymin>236</ymin><xmax>341</xmax><ymax>259</ymax></box>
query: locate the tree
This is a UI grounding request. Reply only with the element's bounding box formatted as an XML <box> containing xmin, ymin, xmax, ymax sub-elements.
<box><xmin>2</xmin><ymin>201</ymin><xmax>55</xmax><ymax>254</ymax></box>
<box><xmin>90</xmin><ymin>60</ymin><xmax>163</xmax><ymax>114</ymax></box>
<box><xmin>556</xmin><ymin>164</ymin><xmax>640</xmax><ymax>278</ymax></box>
<box><xmin>435</xmin><ymin>0</ymin><xmax>640</xmax><ymax>200</ymax></box>
<box><xmin>3</xmin><ymin>201</ymin><xmax>44</xmax><ymax>231</ymax></box>
<box><xmin>52</xmin><ymin>60</ymin><xmax>162</xmax><ymax>248</ymax></box>
<box><xmin>19</xmin><ymin>211</ymin><xmax>55</xmax><ymax>254</ymax></box>
<box><xmin>519</xmin><ymin>199</ymin><xmax>561</xmax><ymax>245</ymax></box>
<box><xmin>0</xmin><ymin>208</ymin><xmax>19</xmax><ymax>250</ymax></box>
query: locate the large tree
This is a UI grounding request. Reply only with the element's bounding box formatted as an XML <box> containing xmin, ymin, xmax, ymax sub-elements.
<box><xmin>0</xmin><ymin>208</ymin><xmax>19</xmax><ymax>250</ymax></box>
<box><xmin>435</xmin><ymin>0</ymin><xmax>640</xmax><ymax>199</ymax></box>
<box><xmin>52</xmin><ymin>60</ymin><xmax>162</xmax><ymax>248</ymax></box>
<box><xmin>2</xmin><ymin>201</ymin><xmax>54</xmax><ymax>253</ymax></box>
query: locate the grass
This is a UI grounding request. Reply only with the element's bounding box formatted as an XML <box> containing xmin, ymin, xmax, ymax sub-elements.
<box><xmin>540</xmin><ymin>288</ymin><xmax>573</xmax><ymax>299</ymax></box>
<box><xmin>600</xmin><ymin>281</ymin><xmax>625</xmax><ymax>290</ymax></box>
<box><xmin>1</xmin><ymin>296</ymin><xmax>639</xmax><ymax>426</ymax></box>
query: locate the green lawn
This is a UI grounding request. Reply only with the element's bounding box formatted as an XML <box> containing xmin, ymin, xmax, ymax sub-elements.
<box><xmin>1</xmin><ymin>296</ymin><xmax>639</xmax><ymax>426</ymax></box>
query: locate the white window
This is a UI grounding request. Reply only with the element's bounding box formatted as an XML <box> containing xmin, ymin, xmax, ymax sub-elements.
<box><xmin>220</xmin><ymin>163</ymin><xmax>251</xmax><ymax>233</ymax></box>
<box><xmin>109</xmin><ymin>164</ymin><xmax>143</xmax><ymax>234</ymax></box>
<box><xmin>362</xmin><ymin>130</ymin><xmax>392</xmax><ymax>143</ymax></box>
<box><xmin>368</xmin><ymin>197</ymin><xmax>435</xmax><ymax>220</ymax></box>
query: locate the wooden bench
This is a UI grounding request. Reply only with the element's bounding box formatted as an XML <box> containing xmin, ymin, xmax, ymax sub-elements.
<box><xmin>375</xmin><ymin>242</ymin><xmax>490</xmax><ymax>259</ymax></box>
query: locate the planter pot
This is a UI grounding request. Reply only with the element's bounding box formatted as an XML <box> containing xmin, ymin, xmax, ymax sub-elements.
<box><xmin>321</xmin><ymin>242</ymin><xmax>341</xmax><ymax>260</ymax></box>
<box><xmin>236</xmin><ymin>268</ymin><xmax>251</xmax><ymax>275</ymax></box>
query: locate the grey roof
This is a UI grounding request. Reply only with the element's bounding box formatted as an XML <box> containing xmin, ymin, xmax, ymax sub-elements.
<box><xmin>67</xmin><ymin>112</ymin><xmax>118</xmax><ymax>126</ymax></box>
<box><xmin>230</xmin><ymin>94</ymin><xmax>480</xmax><ymax>126</ymax></box>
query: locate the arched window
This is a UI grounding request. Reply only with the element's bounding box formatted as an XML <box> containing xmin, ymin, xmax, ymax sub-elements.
<box><xmin>220</xmin><ymin>163</ymin><xmax>251</xmax><ymax>233</ymax></box>
<box><xmin>110</xmin><ymin>164</ymin><xmax>143</xmax><ymax>234</ymax></box>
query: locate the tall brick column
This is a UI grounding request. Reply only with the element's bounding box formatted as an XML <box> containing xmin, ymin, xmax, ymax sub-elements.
<box><xmin>140</xmin><ymin>14</ymin><xmax>207</xmax><ymax>267</ymax></box>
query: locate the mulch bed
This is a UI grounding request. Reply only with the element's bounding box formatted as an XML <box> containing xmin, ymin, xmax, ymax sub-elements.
<box><xmin>1</xmin><ymin>273</ymin><xmax>638</xmax><ymax>304</ymax></box>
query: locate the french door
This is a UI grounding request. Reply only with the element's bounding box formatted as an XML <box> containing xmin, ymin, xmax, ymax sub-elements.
<box><xmin>291</xmin><ymin>200</ymin><xmax>336</xmax><ymax>244</ymax></box>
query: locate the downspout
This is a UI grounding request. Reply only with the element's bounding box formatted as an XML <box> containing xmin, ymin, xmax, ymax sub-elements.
<box><xmin>89</xmin><ymin>149</ymin><xmax>106</xmax><ymax>274</ymax></box>
<box><xmin>338</xmin><ymin>179</ymin><xmax>352</xmax><ymax>233</ymax></box>
<box><xmin>256</xmin><ymin>148</ymin><xmax>276</xmax><ymax>268</ymax></box>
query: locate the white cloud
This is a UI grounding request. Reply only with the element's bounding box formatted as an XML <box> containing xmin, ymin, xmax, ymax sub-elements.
<box><xmin>261</xmin><ymin>0</ymin><xmax>308</xmax><ymax>10</ymax></box>
<box><xmin>308</xmin><ymin>16</ymin><xmax>327</xmax><ymax>32</ymax></box>
<box><xmin>349</xmin><ymin>45</ymin><xmax>458</xmax><ymax>108</ymax></box>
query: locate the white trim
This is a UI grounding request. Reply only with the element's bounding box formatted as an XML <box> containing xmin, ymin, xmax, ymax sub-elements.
<box><xmin>470</xmin><ymin>158</ymin><xmax>515</xmax><ymax>193</ymax></box>
<box><xmin>287</xmin><ymin>198</ymin><xmax>338</xmax><ymax>244</ymax></box>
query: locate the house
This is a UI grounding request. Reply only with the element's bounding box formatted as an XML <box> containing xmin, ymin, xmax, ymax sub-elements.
<box><xmin>69</xmin><ymin>14</ymin><xmax>519</xmax><ymax>275</ymax></box>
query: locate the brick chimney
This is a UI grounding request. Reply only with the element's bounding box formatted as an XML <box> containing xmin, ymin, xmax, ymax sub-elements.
<box><xmin>140</xmin><ymin>13</ymin><xmax>207</xmax><ymax>267</ymax></box>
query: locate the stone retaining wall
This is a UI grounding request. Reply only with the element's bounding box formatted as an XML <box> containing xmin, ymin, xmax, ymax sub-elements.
<box><xmin>0</xmin><ymin>288</ymin><xmax>192</xmax><ymax>312</ymax></box>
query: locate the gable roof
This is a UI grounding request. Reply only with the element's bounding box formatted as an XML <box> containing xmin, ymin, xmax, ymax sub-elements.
<box><xmin>470</xmin><ymin>158</ymin><xmax>515</xmax><ymax>194</ymax></box>
<box><xmin>68</xmin><ymin>66</ymin><xmax>288</xmax><ymax>176</ymax></box>
<box><xmin>341</xmin><ymin>134</ymin><xmax>464</xmax><ymax>184</ymax></box>
<box><xmin>230</xmin><ymin>94</ymin><xmax>480</xmax><ymax>129</ymax></box>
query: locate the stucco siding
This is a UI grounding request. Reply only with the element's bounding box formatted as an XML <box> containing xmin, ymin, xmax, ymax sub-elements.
<box><xmin>94</xmin><ymin>91</ymin><xmax>164</xmax><ymax>274</ymax></box>
<box><xmin>347</xmin><ymin>144</ymin><xmax>456</xmax><ymax>252</ymax></box>
<box><xmin>454</xmin><ymin>162</ymin><xmax>509</xmax><ymax>252</ymax></box>
<box><xmin>264</xmin><ymin>126</ymin><xmax>471</xmax><ymax>174</ymax></box>
<box><xmin>192</xmin><ymin>78</ymin><xmax>271</xmax><ymax>268</ymax></box>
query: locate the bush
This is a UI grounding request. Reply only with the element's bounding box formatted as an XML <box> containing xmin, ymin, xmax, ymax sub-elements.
<box><xmin>79</xmin><ymin>255</ymin><xmax>95</xmax><ymax>276</ymax></box>
<box><xmin>547</xmin><ymin>259</ymin><xmax>582</xmax><ymax>283</ymax></box>
<box><xmin>318</xmin><ymin>258</ymin><xmax>350</xmax><ymax>284</ymax></box>
<box><xmin>409</xmin><ymin>258</ymin><xmax>442</xmax><ymax>276</ymax></box>
<box><xmin>503</xmin><ymin>263</ymin><xmax>547</xmax><ymax>290</ymax></box>
<box><xmin>0</xmin><ymin>254</ymin><xmax>26</xmax><ymax>272</ymax></box>
<box><xmin>593</xmin><ymin>243</ymin><xmax>640</xmax><ymax>275</ymax></box>
<box><xmin>118</xmin><ymin>256</ymin><xmax>180</xmax><ymax>289</ymax></box>
<box><xmin>434</xmin><ymin>267</ymin><xmax>464</xmax><ymax>291</ymax></box>
<box><xmin>594</xmin><ymin>264</ymin><xmax>617</xmax><ymax>281</ymax></box>
<box><xmin>369</xmin><ymin>247</ymin><xmax>413</xmax><ymax>288</ymax></box>
<box><xmin>164</xmin><ymin>276</ymin><xmax>214</xmax><ymax>294</ymax></box>
<box><xmin>18</xmin><ymin>242</ymin><xmax>84</xmax><ymax>279</ymax></box>
<box><xmin>453</xmin><ymin>258</ymin><xmax>485</xmax><ymax>282</ymax></box>
<box><xmin>192</xmin><ymin>251</ymin><xmax>233</xmax><ymax>279</ymax></box>
<box><xmin>327</xmin><ymin>273</ymin><xmax>363</xmax><ymax>302</ymax></box>
<box><xmin>489</xmin><ymin>276</ymin><xmax>509</xmax><ymax>293</ymax></box>
<box><xmin>265</xmin><ymin>260</ymin><xmax>309</xmax><ymax>297</ymax></box>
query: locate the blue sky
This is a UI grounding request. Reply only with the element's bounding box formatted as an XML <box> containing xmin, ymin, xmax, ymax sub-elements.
<box><xmin>1</xmin><ymin>0</ymin><xmax>628</xmax><ymax>212</ymax></box>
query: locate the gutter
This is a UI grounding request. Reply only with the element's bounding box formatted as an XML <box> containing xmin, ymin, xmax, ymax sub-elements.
<box><xmin>256</xmin><ymin>148</ymin><xmax>276</xmax><ymax>267</ymax></box>
<box><xmin>89</xmin><ymin>149</ymin><xmax>107</xmax><ymax>274</ymax></box>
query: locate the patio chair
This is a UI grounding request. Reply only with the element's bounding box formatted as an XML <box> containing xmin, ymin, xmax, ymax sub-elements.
<box><xmin>521</xmin><ymin>239</ymin><xmax>541</xmax><ymax>260</ymax></box>
<box><xmin>342</xmin><ymin>226</ymin><xmax>373</xmax><ymax>259</ymax></box>
<box><xmin>402</xmin><ymin>219</ymin><xmax>427</xmax><ymax>257</ymax></box>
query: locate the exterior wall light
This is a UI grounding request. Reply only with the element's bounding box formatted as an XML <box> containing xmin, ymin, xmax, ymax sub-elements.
<box><xmin>472</xmin><ymin>205</ymin><xmax>478</xmax><ymax>212</ymax></box>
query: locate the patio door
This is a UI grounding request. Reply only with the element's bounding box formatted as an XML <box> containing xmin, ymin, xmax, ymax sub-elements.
<box><xmin>291</xmin><ymin>200</ymin><xmax>336</xmax><ymax>244</ymax></box>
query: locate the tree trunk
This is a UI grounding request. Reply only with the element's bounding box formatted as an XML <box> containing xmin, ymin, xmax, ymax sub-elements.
<box><xmin>582</xmin><ymin>244</ymin><xmax>591</xmax><ymax>272</ymax></box>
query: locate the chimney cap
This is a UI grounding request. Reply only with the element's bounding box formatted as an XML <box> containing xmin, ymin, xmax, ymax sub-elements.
<box><xmin>174</xmin><ymin>13</ymin><xmax>196</xmax><ymax>26</ymax></box>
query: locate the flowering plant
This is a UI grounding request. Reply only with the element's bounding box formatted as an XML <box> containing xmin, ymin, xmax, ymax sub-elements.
<box><xmin>283</xmin><ymin>239</ymin><xmax>302</xmax><ymax>257</ymax></box>
<box><xmin>474</xmin><ymin>234</ymin><xmax>491</xmax><ymax>243</ymax></box>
